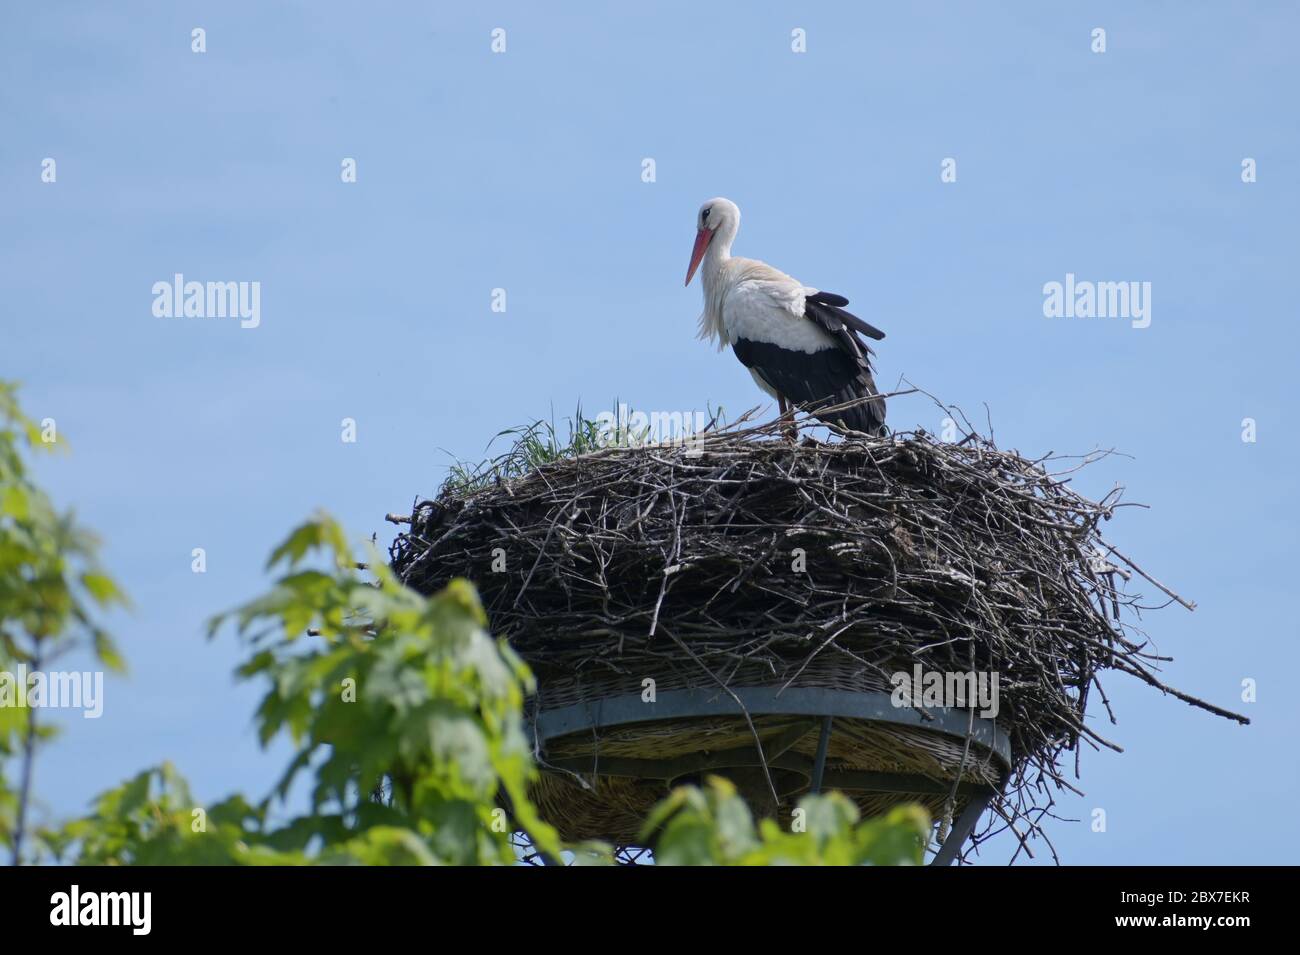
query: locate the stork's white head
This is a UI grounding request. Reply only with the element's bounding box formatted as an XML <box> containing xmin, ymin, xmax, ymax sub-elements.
<box><xmin>685</xmin><ymin>197</ymin><xmax>740</xmax><ymax>286</ymax></box>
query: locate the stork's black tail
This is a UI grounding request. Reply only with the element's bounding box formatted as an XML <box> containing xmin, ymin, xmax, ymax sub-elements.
<box><xmin>803</xmin><ymin>291</ymin><xmax>887</xmax><ymax>437</ymax></box>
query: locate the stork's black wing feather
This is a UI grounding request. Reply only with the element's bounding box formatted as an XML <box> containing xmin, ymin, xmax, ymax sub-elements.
<box><xmin>734</xmin><ymin>338</ymin><xmax>875</xmax><ymax>429</ymax></box>
<box><xmin>806</xmin><ymin>290</ymin><xmax>850</xmax><ymax>307</ymax></box>
<box><xmin>729</xmin><ymin>290</ymin><xmax>887</xmax><ymax>437</ymax></box>
<box><xmin>806</xmin><ymin>290</ymin><xmax>886</xmax><ymax>341</ymax></box>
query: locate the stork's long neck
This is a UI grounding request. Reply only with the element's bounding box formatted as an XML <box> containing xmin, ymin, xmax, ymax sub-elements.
<box><xmin>698</xmin><ymin>219</ymin><xmax>738</xmax><ymax>346</ymax></box>
<box><xmin>703</xmin><ymin>218</ymin><xmax>736</xmax><ymax>283</ymax></box>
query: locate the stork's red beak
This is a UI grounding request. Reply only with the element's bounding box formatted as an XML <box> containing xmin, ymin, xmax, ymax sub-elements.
<box><xmin>684</xmin><ymin>227</ymin><xmax>713</xmax><ymax>286</ymax></box>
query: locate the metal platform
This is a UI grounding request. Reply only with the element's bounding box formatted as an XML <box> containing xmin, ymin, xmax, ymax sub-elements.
<box><xmin>527</xmin><ymin>686</ymin><xmax>1009</xmax><ymax>865</ymax></box>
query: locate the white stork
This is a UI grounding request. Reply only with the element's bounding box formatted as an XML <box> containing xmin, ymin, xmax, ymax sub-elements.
<box><xmin>685</xmin><ymin>197</ymin><xmax>887</xmax><ymax>436</ymax></box>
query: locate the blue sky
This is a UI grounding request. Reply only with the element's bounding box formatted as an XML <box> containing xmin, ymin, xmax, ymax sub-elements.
<box><xmin>3</xmin><ymin>2</ymin><xmax>1297</xmax><ymax>864</ymax></box>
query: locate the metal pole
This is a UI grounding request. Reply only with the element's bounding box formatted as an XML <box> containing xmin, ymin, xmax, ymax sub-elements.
<box><xmin>930</xmin><ymin>789</ymin><xmax>995</xmax><ymax>866</ymax></box>
<box><xmin>810</xmin><ymin>716</ymin><xmax>833</xmax><ymax>794</ymax></box>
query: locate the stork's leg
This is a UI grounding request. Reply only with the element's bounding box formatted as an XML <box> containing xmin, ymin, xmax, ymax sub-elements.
<box><xmin>778</xmin><ymin>396</ymin><xmax>796</xmax><ymax>442</ymax></box>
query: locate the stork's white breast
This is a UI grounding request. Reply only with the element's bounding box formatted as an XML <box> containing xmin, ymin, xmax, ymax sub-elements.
<box><xmin>720</xmin><ymin>260</ymin><xmax>836</xmax><ymax>355</ymax></box>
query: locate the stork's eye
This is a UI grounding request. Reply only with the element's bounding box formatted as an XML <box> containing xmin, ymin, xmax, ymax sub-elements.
<box><xmin>702</xmin><ymin>208</ymin><xmax>711</xmax><ymax>220</ymax></box>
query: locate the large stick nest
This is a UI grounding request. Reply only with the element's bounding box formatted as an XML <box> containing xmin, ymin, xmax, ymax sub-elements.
<box><xmin>389</xmin><ymin>410</ymin><xmax>1246</xmax><ymax>862</ymax></box>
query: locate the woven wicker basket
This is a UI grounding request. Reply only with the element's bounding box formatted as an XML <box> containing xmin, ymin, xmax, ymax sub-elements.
<box><xmin>524</xmin><ymin>653</ymin><xmax>1007</xmax><ymax>847</ymax></box>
